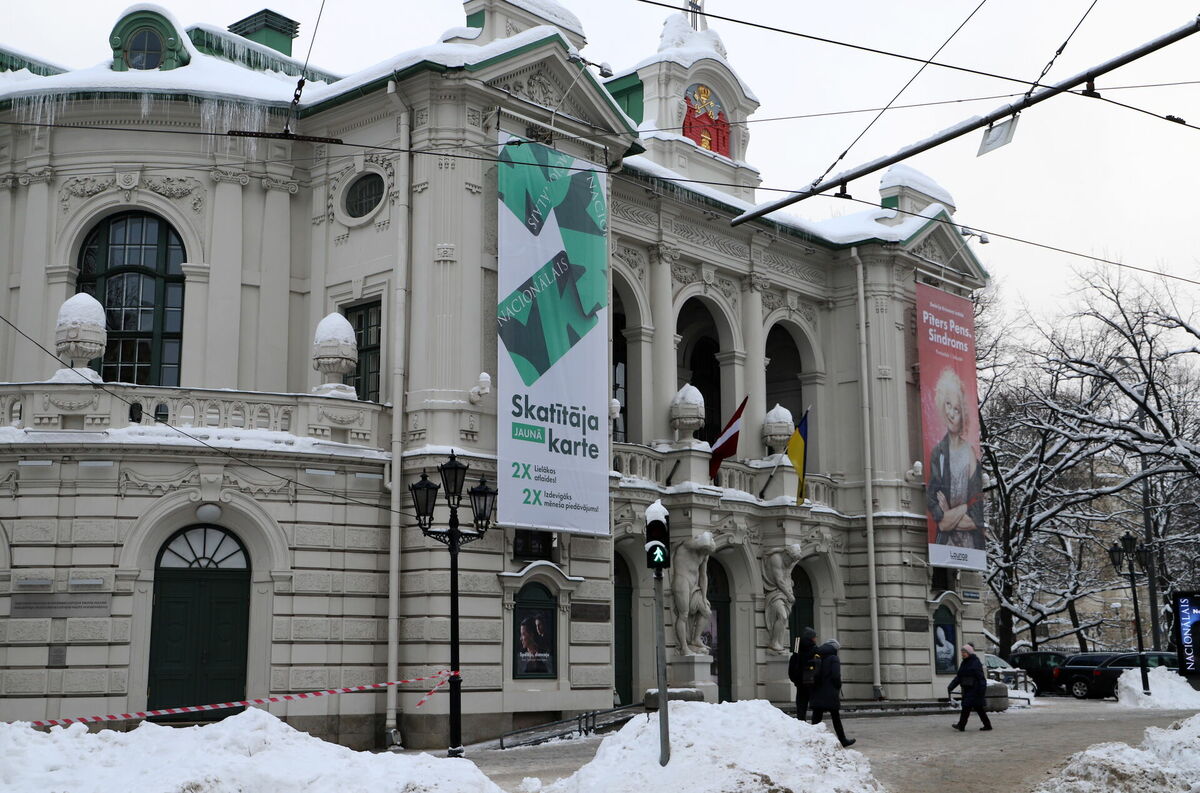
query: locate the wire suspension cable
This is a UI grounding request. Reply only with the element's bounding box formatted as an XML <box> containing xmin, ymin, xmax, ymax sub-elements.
<box><xmin>731</xmin><ymin>13</ymin><xmax>1200</xmax><ymax>224</ymax></box>
<box><xmin>811</xmin><ymin>0</ymin><xmax>990</xmax><ymax>188</ymax></box>
<box><xmin>1023</xmin><ymin>0</ymin><xmax>1101</xmax><ymax>102</ymax></box>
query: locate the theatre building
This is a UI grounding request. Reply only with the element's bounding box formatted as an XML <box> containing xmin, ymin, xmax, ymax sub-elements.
<box><xmin>0</xmin><ymin>0</ymin><xmax>989</xmax><ymax>748</ymax></box>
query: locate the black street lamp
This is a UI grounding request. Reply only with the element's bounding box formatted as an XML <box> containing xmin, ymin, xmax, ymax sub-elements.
<box><xmin>409</xmin><ymin>452</ymin><xmax>497</xmax><ymax>757</ymax></box>
<box><xmin>1109</xmin><ymin>531</ymin><xmax>1152</xmax><ymax>696</ymax></box>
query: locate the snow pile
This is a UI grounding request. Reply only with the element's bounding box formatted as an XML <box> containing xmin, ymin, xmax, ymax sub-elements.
<box><xmin>530</xmin><ymin>700</ymin><xmax>884</xmax><ymax>793</ymax></box>
<box><xmin>0</xmin><ymin>707</ymin><xmax>503</xmax><ymax>793</ymax></box>
<box><xmin>671</xmin><ymin>383</ymin><xmax>704</xmax><ymax>407</ymax></box>
<box><xmin>657</xmin><ymin>12</ymin><xmax>727</xmax><ymax>58</ymax></box>
<box><xmin>56</xmin><ymin>292</ymin><xmax>105</xmax><ymax>328</ymax></box>
<box><xmin>1034</xmin><ymin>712</ymin><xmax>1200</xmax><ymax>793</ymax></box>
<box><xmin>314</xmin><ymin>312</ymin><xmax>357</xmax><ymax>347</ymax></box>
<box><xmin>1117</xmin><ymin>665</ymin><xmax>1200</xmax><ymax>709</ymax></box>
<box><xmin>508</xmin><ymin>0</ymin><xmax>585</xmax><ymax>37</ymax></box>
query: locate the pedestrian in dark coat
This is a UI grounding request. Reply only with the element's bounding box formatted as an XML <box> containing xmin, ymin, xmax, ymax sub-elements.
<box><xmin>809</xmin><ymin>638</ymin><xmax>855</xmax><ymax>747</ymax></box>
<box><xmin>789</xmin><ymin>627</ymin><xmax>818</xmax><ymax>721</ymax></box>
<box><xmin>948</xmin><ymin>643</ymin><xmax>992</xmax><ymax>731</ymax></box>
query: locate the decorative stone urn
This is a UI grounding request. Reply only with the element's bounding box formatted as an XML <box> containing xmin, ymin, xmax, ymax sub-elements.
<box><xmin>761</xmin><ymin>403</ymin><xmax>794</xmax><ymax>451</ymax></box>
<box><xmin>670</xmin><ymin>383</ymin><xmax>705</xmax><ymax>436</ymax></box>
<box><xmin>52</xmin><ymin>293</ymin><xmax>106</xmax><ymax>383</ymax></box>
<box><xmin>311</xmin><ymin>313</ymin><xmax>359</xmax><ymax>399</ymax></box>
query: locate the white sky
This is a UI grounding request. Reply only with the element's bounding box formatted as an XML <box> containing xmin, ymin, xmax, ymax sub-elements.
<box><xmin>6</xmin><ymin>0</ymin><xmax>1200</xmax><ymax>316</ymax></box>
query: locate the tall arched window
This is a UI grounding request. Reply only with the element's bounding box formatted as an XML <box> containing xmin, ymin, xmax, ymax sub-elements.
<box><xmin>77</xmin><ymin>212</ymin><xmax>185</xmax><ymax>385</ymax></box>
<box><xmin>513</xmin><ymin>582</ymin><xmax>557</xmax><ymax>679</ymax></box>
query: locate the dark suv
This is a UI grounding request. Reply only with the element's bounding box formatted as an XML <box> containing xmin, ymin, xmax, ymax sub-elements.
<box><xmin>1087</xmin><ymin>652</ymin><xmax>1179</xmax><ymax>698</ymax></box>
<box><xmin>1008</xmin><ymin>651</ymin><xmax>1067</xmax><ymax>695</ymax></box>
<box><xmin>1053</xmin><ymin>652</ymin><xmax>1121</xmax><ymax>699</ymax></box>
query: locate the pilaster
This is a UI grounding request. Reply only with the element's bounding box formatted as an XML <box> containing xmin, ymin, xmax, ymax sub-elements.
<box><xmin>207</xmin><ymin>169</ymin><xmax>248</xmax><ymax>387</ymax></box>
<box><xmin>15</xmin><ymin>168</ymin><xmax>53</xmax><ymax>378</ymax></box>
<box><xmin>259</xmin><ymin>170</ymin><xmax>297</xmax><ymax>392</ymax></box>
<box><xmin>649</xmin><ymin>244</ymin><xmax>678</xmax><ymax>441</ymax></box>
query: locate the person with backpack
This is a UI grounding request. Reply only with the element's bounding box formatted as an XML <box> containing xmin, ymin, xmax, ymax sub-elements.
<box><xmin>810</xmin><ymin>637</ymin><xmax>855</xmax><ymax>748</ymax></box>
<box><xmin>788</xmin><ymin>627</ymin><xmax>819</xmax><ymax>721</ymax></box>
<box><xmin>948</xmin><ymin>643</ymin><xmax>992</xmax><ymax>732</ymax></box>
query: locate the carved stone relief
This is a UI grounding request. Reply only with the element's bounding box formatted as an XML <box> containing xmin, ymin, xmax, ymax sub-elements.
<box><xmin>760</xmin><ymin>250</ymin><xmax>823</xmax><ymax>285</ymax></box>
<box><xmin>672</xmin><ymin>220</ymin><xmax>749</xmax><ymax>259</ymax></box>
<box><xmin>59</xmin><ymin>177</ymin><xmax>115</xmax><ymax>213</ymax></box>
<box><xmin>146</xmin><ymin>176</ymin><xmax>205</xmax><ymax>212</ymax></box>
<box><xmin>611</xmin><ymin>200</ymin><xmax>656</xmax><ymax>227</ymax></box>
<box><xmin>612</xmin><ymin>245</ymin><xmax>647</xmax><ymax>283</ymax></box>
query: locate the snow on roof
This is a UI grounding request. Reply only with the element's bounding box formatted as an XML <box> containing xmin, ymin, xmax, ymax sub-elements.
<box><xmin>504</xmin><ymin>0</ymin><xmax>585</xmax><ymax>37</ymax></box>
<box><xmin>0</xmin><ymin>707</ymin><xmax>503</xmax><ymax>792</ymax></box>
<box><xmin>57</xmin><ymin>293</ymin><xmax>105</xmax><ymax>328</ymax></box>
<box><xmin>623</xmin><ymin>154</ymin><xmax>950</xmax><ymax>246</ymax></box>
<box><xmin>186</xmin><ymin>23</ymin><xmax>342</xmax><ymax>82</ymax></box>
<box><xmin>616</xmin><ymin>13</ymin><xmax>757</xmax><ymax>103</ymax></box>
<box><xmin>439</xmin><ymin>25</ymin><xmax>485</xmax><ymax>43</ymax></box>
<box><xmin>881</xmin><ymin>163</ymin><xmax>956</xmax><ymax>208</ymax></box>
<box><xmin>0</xmin><ymin>42</ymin><xmax>68</xmax><ymax>74</ymax></box>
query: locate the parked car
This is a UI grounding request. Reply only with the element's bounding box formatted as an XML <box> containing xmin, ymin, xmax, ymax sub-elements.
<box><xmin>1087</xmin><ymin>652</ymin><xmax>1179</xmax><ymax>698</ymax></box>
<box><xmin>1054</xmin><ymin>652</ymin><xmax>1123</xmax><ymax>699</ymax></box>
<box><xmin>981</xmin><ymin>653</ymin><xmax>1024</xmax><ymax>688</ymax></box>
<box><xmin>1008</xmin><ymin>651</ymin><xmax>1067</xmax><ymax>695</ymax></box>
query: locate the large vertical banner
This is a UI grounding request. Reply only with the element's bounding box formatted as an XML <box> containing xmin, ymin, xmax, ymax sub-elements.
<box><xmin>496</xmin><ymin>135</ymin><xmax>610</xmax><ymax>536</ymax></box>
<box><xmin>1174</xmin><ymin>592</ymin><xmax>1200</xmax><ymax>675</ymax></box>
<box><xmin>917</xmin><ymin>284</ymin><xmax>986</xmax><ymax>570</ymax></box>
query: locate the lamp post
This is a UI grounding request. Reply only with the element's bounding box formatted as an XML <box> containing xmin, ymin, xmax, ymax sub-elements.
<box><xmin>1135</xmin><ymin>404</ymin><xmax>1163</xmax><ymax>650</ymax></box>
<box><xmin>1108</xmin><ymin>531</ymin><xmax>1151</xmax><ymax>696</ymax></box>
<box><xmin>409</xmin><ymin>452</ymin><xmax>497</xmax><ymax>757</ymax></box>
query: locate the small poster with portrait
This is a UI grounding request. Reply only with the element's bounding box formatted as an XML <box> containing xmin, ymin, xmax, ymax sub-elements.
<box><xmin>514</xmin><ymin>605</ymin><xmax>556</xmax><ymax>678</ymax></box>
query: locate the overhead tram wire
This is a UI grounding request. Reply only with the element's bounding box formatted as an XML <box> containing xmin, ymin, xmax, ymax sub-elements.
<box><xmin>0</xmin><ymin>311</ymin><xmax>420</xmax><ymax>521</ymax></box>
<box><xmin>809</xmin><ymin>0</ymin><xmax>990</xmax><ymax>189</ymax></box>
<box><xmin>633</xmin><ymin>0</ymin><xmax>1064</xmax><ymax>93</ymax></box>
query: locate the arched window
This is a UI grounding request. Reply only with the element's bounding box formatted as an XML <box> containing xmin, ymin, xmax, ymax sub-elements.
<box><xmin>77</xmin><ymin>212</ymin><xmax>185</xmax><ymax>386</ymax></box>
<box><xmin>157</xmin><ymin>525</ymin><xmax>248</xmax><ymax>569</ymax></box>
<box><xmin>513</xmin><ymin>582</ymin><xmax>556</xmax><ymax>679</ymax></box>
<box><xmin>126</xmin><ymin>28</ymin><xmax>164</xmax><ymax>70</ymax></box>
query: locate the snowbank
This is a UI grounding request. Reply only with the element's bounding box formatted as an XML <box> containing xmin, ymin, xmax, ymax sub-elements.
<box><xmin>1034</xmin><ymin>711</ymin><xmax>1200</xmax><ymax>793</ymax></box>
<box><xmin>0</xmin><ymin>707</ymin><xmax>502</xmax><ymax>793</ymax></box>
<box><xmin>527</xmin><ymin>700</ymin><xmax>884</xmax><ymax>793</ymax></box>
<box><xmin>1116</xmin><ymin>665</ymin><xmax>1200</xmax><ymax>709</ymax></box>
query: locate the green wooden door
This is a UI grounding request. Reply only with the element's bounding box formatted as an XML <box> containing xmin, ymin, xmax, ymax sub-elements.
<box><xmin>148</xmin><ymin>526</ymin><xmax>250</xmax><ymax>718</ymax></box>
<box><xmin>613</xmin><ymin>555</ymin><xmax>634</xmax><ymax>705</ymax></box>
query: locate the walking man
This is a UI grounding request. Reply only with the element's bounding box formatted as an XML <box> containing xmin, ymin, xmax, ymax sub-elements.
<box><xmin>788</xmin><ymin>627</ymin><xmax>818</xmax><ymax>721</ymax></box>
<box><xmin>948</xmin><ymin>643</ymin><xmax>992</xmax><ymax>732</ymax></box>
<box><xmin>810</xmin><ymin>638</ymin><xmax>855</xmax><ymax>747</ymax></box>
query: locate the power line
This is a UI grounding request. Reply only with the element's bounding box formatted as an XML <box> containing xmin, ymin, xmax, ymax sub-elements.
<box><xmin>0</xmin><ymin>310</ymin><xmax>418</xmax><ymax>519</ymax></box>
<box><xmin>811</xmin><ymin>0</ymin><xmax>990</xmax><ymax>188</ymax></box>
<box><xmin>633</xmin><ymin>0</ymin><xmax>1060</xmax><ymax>92</ymax></box>
<box><xmin>2</xmin><ymin>105</ymin><xmax>1199</xmax><ymax>286</ymax></box>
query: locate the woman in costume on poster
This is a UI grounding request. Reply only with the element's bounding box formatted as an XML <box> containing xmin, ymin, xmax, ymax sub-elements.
<box><xmin>517</xmin><ymin>613</ymin><xmax>553</xmax><ymax>675</ymax></box>
<box><xmin>927</xmin><ymin>368</ymin><xmax>985</xmax><ymax>550</ymax></box>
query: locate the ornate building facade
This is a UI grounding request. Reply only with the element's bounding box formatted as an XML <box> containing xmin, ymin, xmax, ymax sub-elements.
<box><xmin>0</xmin><ymin>0</ymin><xmax>989</xmax><ymax>748</ymax></box>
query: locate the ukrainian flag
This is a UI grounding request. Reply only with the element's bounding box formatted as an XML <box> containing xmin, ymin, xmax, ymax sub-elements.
<box><xmin>787</xmin><ymin>411</ymin><xmax>809</xmax><ymax>502</ymax></box>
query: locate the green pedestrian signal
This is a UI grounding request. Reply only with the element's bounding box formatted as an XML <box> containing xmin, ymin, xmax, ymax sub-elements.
<box><xmin>645</xmin><ymin>502</ymin><xmax>670</xmax><ymax>570</ymax></box>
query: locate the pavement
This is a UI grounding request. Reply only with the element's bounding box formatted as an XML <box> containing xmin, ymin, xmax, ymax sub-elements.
<box><xmin>428</xmin><ymin>697</ymin><xmax>1197</xmax><ymax>793</ymax></box>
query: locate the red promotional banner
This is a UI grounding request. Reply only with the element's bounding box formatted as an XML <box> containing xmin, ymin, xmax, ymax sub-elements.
<box><xmin>917</xmin><ymin>284</ymin><xmax>986</xmax><ymax>570</ymax></box>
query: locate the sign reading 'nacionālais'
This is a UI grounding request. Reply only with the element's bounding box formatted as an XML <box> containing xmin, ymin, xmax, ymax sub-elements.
<box><xmin>495</xmin><ymin>135</ymin><xmax>610</xmax><ymax>536</ymax></box>
<box><xmin>1175</xmin><ymin>592</ymin><xmax>1200</xmax><ymax>675</ymax></box>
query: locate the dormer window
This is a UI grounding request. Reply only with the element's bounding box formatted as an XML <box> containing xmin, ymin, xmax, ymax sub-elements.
<box><xmin>127</xmin><ymin>29</ymin><xmax>164</xmax><ymax>69</ymax></box>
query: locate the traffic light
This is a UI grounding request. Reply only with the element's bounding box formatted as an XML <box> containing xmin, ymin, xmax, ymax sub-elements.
<box><xmin>645</xmin><ymin>500</ymin><xmax>670</xmax><ymax>570</ymax></box>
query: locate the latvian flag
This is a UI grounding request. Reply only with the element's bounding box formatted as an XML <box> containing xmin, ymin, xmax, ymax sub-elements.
<box><xmin>709</xmin><ymin>395</ymin><xmax>749</xmax><ymax>483</ymax></box>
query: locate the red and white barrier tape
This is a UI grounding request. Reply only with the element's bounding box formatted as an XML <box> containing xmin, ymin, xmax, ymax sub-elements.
<box><xmin>20</xmin><ymin>670</ymin><xmax>459</xmax><ymax>728</ymax></box>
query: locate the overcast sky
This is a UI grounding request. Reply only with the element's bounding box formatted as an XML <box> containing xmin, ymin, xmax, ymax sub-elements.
<box><xmin>6</xmin><ymin>0</ymin><xmax>1200</xmax><ymax>317</ymax></box>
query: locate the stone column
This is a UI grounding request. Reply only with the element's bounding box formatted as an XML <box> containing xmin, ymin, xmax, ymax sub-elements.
<box><xmin>207</xmin><ymin>169</ymin><xmax>248</xmax><ymax>388</ymax></box>
<box><xmin>259</xmin><ymin>175</ymin><xmax>296</xmax><ymax>392</ymax></box>
<box><xmin>622</xmin><ymin>326</ymin><xmax>654</xmax><ymax>444</ymax></box>
<box><xmin>648</xmin><ymin>244</ymin><xmax>678</xmax><ymax>441</ymax></box>
<box><xmin>0</xmin><ymin>174</ymin><xmax>13</xmax><ymax>374</ymax></box>
<box><xmin>14</xmin><ymin>168</ymin><xmax>53</xmax><ymax>377</ymax></box>
<box><xmin>179</xmin><ymin>263</ymin><xmax>210</xmax><ymax>387</ymax></box>
<box><xmin>740</xmin><ymin>274</ymin><xmax>767</xmax><ymax>459</ymax></box>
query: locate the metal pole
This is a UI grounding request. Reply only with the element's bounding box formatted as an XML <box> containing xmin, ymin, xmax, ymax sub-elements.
<box><xmin>653</xmin><ymin>568</ymin><xmax>670</xmax><ymax>766</ymax></box>
<box><xmin>1128</xmin><ymin>556</ymin><xmax>1151</xmax><ymax>696</ymax></box>
<box><xmin>448</xmin><ymin>507</ymin><xmax>464</xmax><ymax>757</ymax></box>
<box><xmin>731</xmin><ymin>14</ymin><xmax>1200</xmax><ymax>224</ymax></box>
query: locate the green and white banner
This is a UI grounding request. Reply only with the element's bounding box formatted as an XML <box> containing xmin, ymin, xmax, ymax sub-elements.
<box><xmin>496</xmin><ymin>135</ymin><xmax>610</xmax><ymax>536</ymax></box>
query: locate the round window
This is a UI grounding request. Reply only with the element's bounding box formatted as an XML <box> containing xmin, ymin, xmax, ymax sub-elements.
<box><xmin>346</xmin><ymin>173</ymin><xmax>385</xmax><ymax>218</ymax></box>
<box><xmin>127</xmin><ymin>29</ymin><xmax>164</xmax><ymax>70</ymax></box>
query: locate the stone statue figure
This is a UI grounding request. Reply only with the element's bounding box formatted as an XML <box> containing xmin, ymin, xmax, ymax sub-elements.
<box><xmin>762</xmin><ymin>544</ymin><xmax>805</xmax><ymax>654</ymax></box>
<box><xmin>671</xmin><ymin>531</ymin><xmax>717</xmax><ymax>655</ymax></box>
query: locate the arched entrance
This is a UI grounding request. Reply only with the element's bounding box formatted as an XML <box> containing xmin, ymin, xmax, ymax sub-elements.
<box><xmin>613</xmin><ymin>554</ymin><xmax>634</xmax><ymax>705</ymax></box>
<box><xmin>788</xmin><ymin>565</ymin><xmax>815</xmax><ymax>649</ymax></box>
<box><xmin>677</xmin><ymin>299</ymin><xmax>723</xmax><ymax>443</ymax></box>
<box><xmin>148</xmin><ymin>525</ymin><xmax>250</xmax><ymax>718</ymax></box>
<box><xmin>703</xmin><ymin>558</ymin><xmax>733</xmax><ymax>702</ymax></box>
